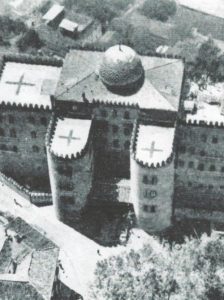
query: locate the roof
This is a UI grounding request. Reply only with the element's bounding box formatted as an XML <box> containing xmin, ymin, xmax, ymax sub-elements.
<box><xmin>42</xmin><ymin>4</ymin><xmax>64</xmax><ymax>21</ymax></box>
<box><xmin>178</xmin><ymin>0</ymin><xmax>224</xmax><ymax>19</ymax></box>
<box><xmin>50</xmin><ymin>118</ymin><xmax>92</xmax><ymax>158</ymax></box>
<box><xmin>59</xmin><ymin>19</ymin><xmax>78</xmax><ymax>32</ymax></box>
<box><xmin>186</xmin><ymin>83</ymin><xmax>224</xmax><ymax>125</ymax></box>
<box><xmin>135</xmin><ymin>125</ymin><xmax>175</xmax><ymax>166</ymax></box>
<box><xmin>56</xmin><ymin>49</ymin><xmax>184</xmax><ymax>111</ymax></box>
<box><xmin>0</xmin><ymin>62</ymin><xmax>61</xmax><ymax>109</ymax></box>
<box><xmin>0</xmin><ymin>217</ymin><xmax>59</xmax><ymax>300</ymax></box>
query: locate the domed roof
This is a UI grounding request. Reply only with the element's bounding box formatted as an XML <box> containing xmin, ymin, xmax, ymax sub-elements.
<box><xmin>99</xmin><ymin>45</ymin><xmax>144</xmax><ymax>94</ymax></box>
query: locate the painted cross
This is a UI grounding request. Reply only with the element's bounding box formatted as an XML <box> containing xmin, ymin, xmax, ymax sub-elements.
<box><xmin>142</xmin><ymin>141</ymin><xmax>163</xmax><ymax>158</ymax></box>
<box><xmin>5</xmin><ymin>74</ymin><xmax>35</xmax><ymax>95</ymax></box>
<box><xmin>59</xmin><ymin>130</ymin><xmax>81</xmax><ymax>146</ymax></box>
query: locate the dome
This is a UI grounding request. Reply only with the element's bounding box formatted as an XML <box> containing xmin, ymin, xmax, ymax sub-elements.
<box><xmin>99</xmin><ymin>45</ymin><xmax>144</xmax><ymax>95</ymax></box>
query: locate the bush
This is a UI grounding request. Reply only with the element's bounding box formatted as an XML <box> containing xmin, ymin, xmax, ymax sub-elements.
<box><xmin>16</xmin><ymin>29</ymin><xmax>44</xmax><ymax>52</ymax></box>
<box><xmin>141</xmin><ymin>0</ymin><xmax>177</xmax><ymax>22</ymax></box>
<box><xmin>0</xmin><ymin>16</ymin><xmax>26</xmax><ymax>37</ymax></box>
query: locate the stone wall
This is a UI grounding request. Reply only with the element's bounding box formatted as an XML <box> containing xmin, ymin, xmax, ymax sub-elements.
<box><xmin>130</xmin><ymin>155</ymin><xmax>175</xmax><ymax>233</ymax></box>
<box><xmin>0</xmin><ymin>106</ymin><xmax>51</xmax><ymax>190</ymax></box>
<box><xmin>175</xmin><ymin>124</ymin><xmax>224</xmax><ymax>212</ymax></box>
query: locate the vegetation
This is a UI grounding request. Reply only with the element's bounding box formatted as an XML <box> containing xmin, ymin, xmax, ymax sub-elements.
<box><xmin>16</xmin><ymin>29</ymin><xmax>44</xmax><ymax>52</ymax></box>
<box><xmin>0</xmin><ymin>16</ymin><xmax>26</xmax><ymax>37</ymax></box>
<box><xmin>141</xmin><ymin>0</ymin><xmax>177</xmax><ymax>22</ymax></box>
<box><xmin>186</xmin><ymin>38</ymin><xmax>224</xmax><ymax>82</ymax></box>
<box><xmin>90</xmin><ymin>234</ymin><xmax>224</xmax><ymax>300</ymax></box>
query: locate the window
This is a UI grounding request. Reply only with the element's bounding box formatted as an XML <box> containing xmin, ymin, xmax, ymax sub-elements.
<box><xmin>0</xmin><ymin>116</ymin><xmax>3</xmax><ymax>123</ymax></box>
<box><xmin>188</xmin><ymin>161</ymin><xmax>194</xmax><ymax>168</ymax></box>
<box><xmin>124</xmin><ymin>140</ymin><xmax>130</xmax><ymax>150</ymax></box>
<box><xmin>200</xmin><ymin>151</ymin><xmax>206</xmax><ymax>157</ymax></box>
<box><xmin>143</xmin><ymin>205</ymin><xmax>149</xmax><ymax>212</ymax></box>
<box><xmin>60</xmin><ymin>196</ymin><xmax>74</xmax><ymax>205</ymax></box>
<box><xmin>150</xmin><ymin>205</ymin><xmax>156</xmax><ymax>213</ymax></box>
<box><xmin>198</xmin><ymin>163</ymin><xmax>204</xmax><ymax>171</ymax></box>
<box><xmin>124</xmin><ymin>111</ymin><xmax>130</xmax><ymax>119</ymax></box>
<box><xmin>178</xmin><ymin>160</ymin><xmax>185</xmax><ymax>167</ymax></box>
<box><xmin>210</xmin><ymin>165</ymin><xmax>216</xmax><ymax>172</ymax></box>
<box><xmin>201</xmin><ymin>134</ymin><xmax>207</xmax><ymax>142</ymax></box>
<box><xmin>40</xmin><ymin>117</ymin><xmax>47</xmax><ymax>126</ymax></box>
<box><xmin>31</xmin><ymin>131</ymin><xmax>37</xmax><ymax>139</ymax></box>
<box><xmin>188</xmin><ymin>182</ymin><xmax>192</xmax><ymax>187</ymax></box>
<box><xmin>124</xmin><ymin>127</ymin><xmax>131</xmax><ymax>136</ymax></box>
<box><xmin>113</xmin><ymin>139</ymin><xmax>119</xmax><ymax>148</ymax></box>
<box><xmin>144</xmin><ymin>189</ymin><xmax>157</xmax><ymax>199</ymax></box>
<box><xmin>112</xmin><ymin>109</ymin><xmax>117</xmax><ymax>118</ymax></box>
<box><xmin>0</xmin><ymin>145</ymin><xmax>7</xmax><ymax>151</ymax></box>
<box><xmin>32</xmin><ymin>145</ymin><xmax>39</xmax><ymax>153</ymax></box>
<box><xmin>112</xmin><ymin>125</ymin><xmax>118</xmax><ymax>134</ymax></box>
<box><xmin>59</xmin><ymin>182</ymin><xmax>73</xmax><ymax>191</ymax></box>
<box><xmin>208</xmin><ymin>185</ymin><xmax>214</xmax><ymax>190</ymax></box>
<box><xmin>28</xmin><ymin>116</ymin><xmax>35</xmax><ymax>124</ymax></box>
<box><xmin>0</xmin><ymin>128</ymin><xmax>4</xmax><ymax>136</ymax></box>
<box><xmin>198</xmin><ymin>184</ymin><xmax>204</xmax><ymax>188</ymax></box>
<box><xmin>12</xmin><ymin>146</ymin><xmax>18</xmax><ymax>152</ymax></box>
<box><xmin>143</xmin><ymin>175</ymin><xmax>149</xmax><ymax>184</ymax></box>
<box><xmin>10</xmin><ymin>129</ymin><xmax>16</xmax><ymax>138</ymax></box>
<box><xmin>179</xmin><ymin>145</ymin><xmax>186</xmax><ymax>153</ymax></box>
<box><xmin>221</xmin><ymin>167</ymin><xmax>224</xmax><ymax>173</ymax></box>
<box><xmin>151</xmin><ymin>176</ymin><xmax>158</xmax><ymax>185</ymax></box>
<box><xmin>212</xmin><ymin>136</ymin><xmax>218</xmax><ymax>144</ymax></box>
<box><xmin>8</xmin><ymin>115</ymin><xmax>14</xmax><ymax>124</ymax></box>
<box><xmin>101</xmin><ymin>109</ymin><xmax>107</xmax><ymax>118</ymax></box>
<box><xmin>57</xmin><ymin>166</ymin><xmax>72</xmax><ymax>177</ymax></box>
<box><xmin>220</xmin><ymin>185</ymin><xmax>224</xmax><ymax>189</ymax></box>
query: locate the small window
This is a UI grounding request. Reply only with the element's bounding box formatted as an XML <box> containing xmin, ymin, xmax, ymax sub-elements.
<box><xmin>124</xmin><ymin>140</ymin><xmax>130</xmax><ymax>150</ymax></box>
<box><xmin>201</xmin><ymin>134</ymin><xmax>207</xmax><ymax>142</ymax></box>
<box><xmin>113</xmin><ymin>139</ymin><xmax>119</xmax><ymax>148</ymax></box>
<box><xmin>57</xmin><ymin>166</ymin><xmax>73</xmax><ymax>177</ymax></box>
<box><xmin>198</xmin><ymin>184</ymin><xmax>204</xmax><ymax>188</ymax></box>
<box><xmin>10</xmin><ymin>129</ymin><xmax>16</xmax><ymax>138</ymax></box>
<box><xmin>31</xmin><ymin>131</ymin><xmax>37</xmax><ymax>139</ymax></box>
<box><xmin>0</xmin><ymin>128</ymin><xmax>5</xmax><ymax>136</ymax></box>
<box><xmin>220</xmin><ymin>185</ymin><xmax>224</xmax><ymax>189</ymax></box>
<box><xmin>144</xmin><ymin>189</ymin><xmax>157</xmax><ymax>199</ymax></box>
<box><xmin>124</xmin><ymin>111</ymin><xmax>130</xmax><ymax>119</ymax></box>
<box><xmin>143</xmin><ymin>205</ymin><xmax>149</xmax><ymax>212</ymax></box>
<box><xmin>143</xmin><ymin>175</ymin><xmax>149</xmax><ymax>184</ymax></box>
<box><xmin>200</xmin><ymin>151</ymin><xmax>206</xmax><ymax>157</ymax></box>
<box><xmin>179</xmin><ymin>160</ymin><xmax>185</xmax><ymax>167</ymax></box>
<box><xmin>32</xmin><ymin>145</ymin><xmax>39</xmax><ymax>153</ymax></box>
<box><xmin>188</xmin><ymin>182</ymin><xmax>192</xmax><ymax>187</ymax></box>
<box><xmin>210</xmin><ymin>165</ymin><xmax>216</xmax><ymax>172</ymax></box>
<box><xmin>151</xmin><ymin>176</ymin><xmax>158</xmax><ymax>185</ymax></box>
<box><xmin>212</xmin><ymin>136</ymin><xmax>218</xmax><ymax>144</ymax></box>
<box><xmin>101</xmin><ymin>109</ymin><xmax>108</xmax><ymax>118</ymax></box>
<box><xmin>40</xmin><ymin>117</ymin><xmax>47</xmax><ymax>126</ymax></box>
<box><xmin>12</xmin><ymin>146</ymin><xmax>18</xmax><ymax>152</ymax></box>
<box><xmin>8</xmin><ymin>115</ymin><xmax>14</xmax><ymax>124</ymax></box>
<box><xmin>112</xmin><ymin>109</ymin><xmax>117</xmax><ymax>118</ymax></box>
<box><xmin>188</xmin><ymin>161</ymin><xmax>194</xmax><ymax>168</ymax></box>
<box><xmin>179</xmin><ymin>145</ymin><xmax>186</xmax><ymax>153</ymax></box>
<box><xmin>112</xmin><ymin>125</ymin><xmax>118</xmax><ymax>134</ymax></box>
<box><xmin>28</xmin><ymin>116</ymin><xmax>35</xmax><ymax>124</ymax></box>
<box><xmin>44</xmin><ymin>146</ymin><xmax>46</xmax><ymax>154</ymax></box>
<box><xmin>59</xmin><ymin>182</ymin><xmax>73</xmax><ymax>191</ymax></box>
<box><xmin>1</xmin><ymin>145</ymin><xmax>7</xmax><ymax>151</ymax></box>
<box><xmin>198</xmin><ymin>163</ymin><xmax>204</xmax><ymax>171</ymax></box>
<box><xmin>150</xmin><ymin>205</ymin><xmax>156</xmax><ymax>213</ymax></box>
<box><xmin>0</xmin><ymin>116</ymin><xmax>3</xmax><ymax>123</ymax></box>
<box><xmin>208</xmin><ymin>185</ymin><xmax>214</xmax><ymax>190</ymax></box>
<box><xmin>221</xmin><ymin>167</ymin><xmax>224</xmax><ymax>173</ymax></box>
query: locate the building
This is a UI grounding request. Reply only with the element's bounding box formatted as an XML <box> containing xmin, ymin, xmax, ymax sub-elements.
<box><xmin>42</xmin><ymin>4</ymin><xmax>65</xmax><ymax>27</ymax></box>
<box><xmin>1</xmin><ymin>45</ymin><xmax>224</xmax><ymax>233</ymax></box>
<box><xmin>59</xmin><ymin>19</ymin><xmax>78</xmax><ymax>38</ymax></box>
<box><xmin>0</xmin><ymin>217</ymin><xmax>59</xmax><ymax>300</ymax></box>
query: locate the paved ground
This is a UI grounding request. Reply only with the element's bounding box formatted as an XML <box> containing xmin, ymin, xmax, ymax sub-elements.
<box><xmin>0</xmin><ymin>180</ymin><xmax>161</xmax><ymax>299</ymax></box>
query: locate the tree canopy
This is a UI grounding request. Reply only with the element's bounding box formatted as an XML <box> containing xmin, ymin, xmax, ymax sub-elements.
<box><xmin>16</xmin><ymin>29</ymin><xmax>44</xmax><ymax>52</ymax></box>
<box><xmin>141</xmin><ymin>0</ymin><xmax>177</xmax><ymax>22</ymax></box>
<box><xmin>89</xmin><ymin>234</ymin><xmax>224</xmax><ymax>300</ymax></box>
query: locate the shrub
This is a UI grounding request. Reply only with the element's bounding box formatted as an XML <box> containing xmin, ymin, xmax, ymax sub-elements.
<box><xmin>141</xmin><ymin>0</ymin><xmax>177</xmax><ymax>22</ymax></box>
<box><xmin>16</xmin><ymin>29</ymin><xmax>44</xmax><ymax>52</ymax></box>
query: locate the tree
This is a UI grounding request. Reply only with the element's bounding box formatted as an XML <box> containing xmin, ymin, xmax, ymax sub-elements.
<box><xmin>89</xmin><ymin>234</ymin><xmax>224</xmax><ymax>300</ymax></box>
<box><xmin>141</xmin><ymin>0</ymin><xmax>177</xmax><ymax>22</ymax></box>
<box><xmin>16</xmin><ymin>29</ymin><xmax>44</xmax><ymax>52</ymax></box>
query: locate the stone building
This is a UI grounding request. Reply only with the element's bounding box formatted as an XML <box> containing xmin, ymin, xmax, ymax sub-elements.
<box><xmin>2</xmin><ymin>44</ymin><xmax>224</xmax><ymax>233</ymax></box>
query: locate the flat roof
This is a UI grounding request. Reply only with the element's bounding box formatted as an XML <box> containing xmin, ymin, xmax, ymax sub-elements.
<box><xmin>56</xmin><ymin>50</ymin><xmax>184</xmax><ymax>111</ymax></box>
<box><xmin>59</xmin><ymin>19</ymin><xmax>78</xmax><ymax>32</ymax></box>
<box><xmin>136</xmin><ymin>125</ymin><xmax>175</xmax><ymax>166</ymax></box>
<box><xmin>42</xmin><ymin>4</ymin><xmax>64</xmax><ymax>21</ymax></box>
<box><xmin>179</xmin><ymin>0</ymin><xmax>224</xmax><ymax>19</ymax></box>
<box><xmin>51</xmin><ymin>118</ymin><xmax>92</xmax><ymax>158</ymax></box>
<box><xmin>0</xmin><ymin>62</ymin><xmax>61</xmax><ymax>109</ymax></box>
